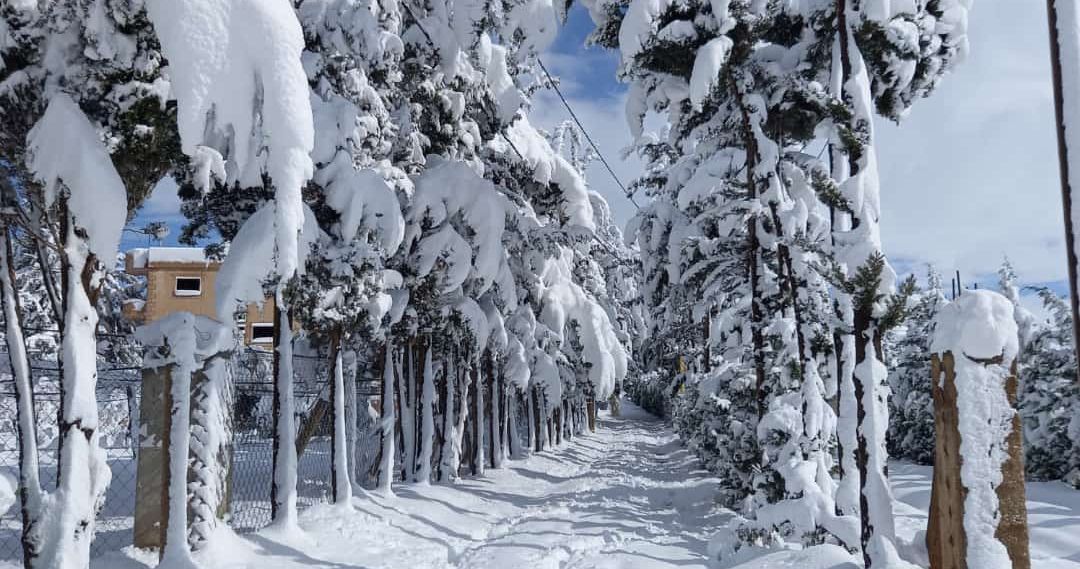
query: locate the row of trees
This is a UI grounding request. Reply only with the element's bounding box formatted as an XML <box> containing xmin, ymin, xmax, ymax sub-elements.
<box><xmin>0</xmin><ymin>1</ymin><xmax>640</xmax><ymax>567</ymax></box>
<box><xmin>603</xmin><ymin>0</ymin><xmax>971</xmax><ymax>566</ymax></box>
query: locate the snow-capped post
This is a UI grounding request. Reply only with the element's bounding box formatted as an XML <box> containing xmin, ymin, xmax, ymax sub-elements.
<box><xmin>134</xmin><ymin>312</ymin><xmax>235</xmax><ymax>562</ymax></box>
<box><xmin>928</xmin><ymin>290</ymin><xmax>1030</xmax><ymax>569</ymax></box>
<box><xmin>1046</xmin><ymin>0</ymin><xmax>1080</xmax><ymax>381</ymax></box>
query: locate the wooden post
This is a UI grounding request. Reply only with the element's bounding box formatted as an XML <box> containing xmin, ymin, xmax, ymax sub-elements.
<box><xmin>134</xmin><ymin>365</ymin><xmax>170</xmax><ymax>549</ymax></box>
<box><xmin>1046</xmin><ymin>0</ymin><xmax>1080</xmax><ymax>380</ymax></box>
<box><xmin>136</xmin><ymin>316</ymin><xmax>234</xmax><ymax>552</ymax></box>
<box><xmin>928</xmin><ymin>353</ymin><xmax>1030</xmax><ymax>569</ymax></box>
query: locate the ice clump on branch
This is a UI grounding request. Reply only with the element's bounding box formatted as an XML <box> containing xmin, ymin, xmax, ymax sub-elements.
<box><xmin>146</xmin><ymin>0</ymin><xmax>315</xmax><ymax>279</ymax></box>
<box><xmin>28</xmin><ymin>94</ymin><xmax>126</xmax><ymax>263</ymax></box>
<box><xmin>538</xmin><ymin>247</ymin><xmax>628</xmax><ymax>400</ymax></box>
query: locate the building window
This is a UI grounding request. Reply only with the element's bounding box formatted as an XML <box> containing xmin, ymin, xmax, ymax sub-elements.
<box><xmin>251</xmin><ymin>323</ymin><xmax>274</xmax><ymax>343</ymax></box>
<box><xmin>174</xmin><ymin>276</ymin><xmax>202</xmax><ymax>297</ymax></box>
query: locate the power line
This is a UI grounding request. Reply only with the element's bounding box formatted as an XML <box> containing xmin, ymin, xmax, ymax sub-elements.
<box><xmin>535</xmin><ymin>58</ymin><xmax>641</xmax><ymax>209</ymax></box>
<box><xmin>399</xmin><ymin>3</ymin><xmax>640</xmax><ymax>210</ymax></box>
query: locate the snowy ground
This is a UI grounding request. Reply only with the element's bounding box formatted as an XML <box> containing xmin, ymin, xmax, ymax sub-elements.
<box><xmin>96</xmin><ymin>402</ymin><xmax>729</xmax><ymax>569</ymax></box>
<box><xmin>17</xmin><ymin>401</ymin><xmax>1079</xmax><ymax>569</ymax></box>
<box><xmin>891</xmin><ymin>462</ymin><xmax>1080</xmax><ymax>569</ymax></box>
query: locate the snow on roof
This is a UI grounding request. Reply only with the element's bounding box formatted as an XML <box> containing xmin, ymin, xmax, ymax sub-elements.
<box><xmin>127</xmin><ymin>247</ymin><xmax>214</xmax><ymax>269</ymax></box>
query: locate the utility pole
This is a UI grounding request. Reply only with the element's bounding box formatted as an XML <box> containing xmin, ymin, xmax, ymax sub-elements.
<box><xmin>1046</xmin><ymin>0</ymin><xmax>1080</xmax><ymax>381</ymax></box>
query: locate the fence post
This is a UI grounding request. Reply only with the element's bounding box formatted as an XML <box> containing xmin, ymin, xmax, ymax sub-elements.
<box><xmin>132</xmin><ymin>313</ymin><xmax>235</xmax><ymax>554</ymax></box>
<box><xmin>133</xmin><ymin>364</ymin><xmax>170</xmax><ymax>550</ymax></box>
<box><xmin>927</xmin><ymin>290</ymin><xmax>1030</xmax><ymax>569</ymax></box>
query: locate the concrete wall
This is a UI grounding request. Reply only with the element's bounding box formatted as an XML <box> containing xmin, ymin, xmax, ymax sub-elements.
<box><xmin>126</xmin><ymin>257</ymin><xmax>274</xmax><ymax>346</ymax></box>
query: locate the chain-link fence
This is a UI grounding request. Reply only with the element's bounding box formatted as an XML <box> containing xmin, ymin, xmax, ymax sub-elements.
<box><xmin>228</xmin><ymin>349</ymin><xmax>335</xmax><ymax>532</ymax></box>
<box><xmin>0</xmin><ymin>357</ymin><xmax>141</xmax><ymax>562</ymax></box>
<box><xmin>0</xmin><ymin>346</ymin><xmax>382</xmax><ymax>564</ymax></box>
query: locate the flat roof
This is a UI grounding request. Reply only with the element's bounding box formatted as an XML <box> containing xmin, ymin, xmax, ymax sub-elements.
<box><xmin>127</xmin><ymin>247</ymin><xmax>215</xmax><ymax>269</ymax></box>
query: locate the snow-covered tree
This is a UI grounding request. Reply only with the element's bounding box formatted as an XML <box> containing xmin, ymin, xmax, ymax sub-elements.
<box><xmin>0</xmin><ymin>3</ymin><xmax>184</xmax><ymax>564</ymax></box>
<box><xmin>1021</xmin><ymin>288</ymin><xmax>1080</xmax><ymax>486</ymax></box>
<box><xmin>887</xmin><ymin>267</ymin><xmax>948</xmax><ymax>465</ymax></box>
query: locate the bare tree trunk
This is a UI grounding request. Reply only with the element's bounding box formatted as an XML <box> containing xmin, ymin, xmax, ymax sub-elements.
<box><xmin>271</xmin><ymin>301</ymin><xmax>299</xmax><ymax>527</ymax></box>
<box><xmin>0</xmin><ymin>223</ymin><xmax>42</xmax><ymax>567</ymax></box>
<box><xmin>52</xmin><ymin>200</ymin><xmax>110</xmax><ymax>567</ymax></box>
<box><xmin>1046</xmin><ymin>0</ymin><xmax>1080</xmax><ymax>381</ymax></box>
<box><xmin>728</xmin><ymin>73</ymin><xmax>769</xmax><ymax>417</ymax></box>
<box><xmin>329</xmin><ymin>329</ymin><xmax>352</xmax><ymax>505</ymax></box>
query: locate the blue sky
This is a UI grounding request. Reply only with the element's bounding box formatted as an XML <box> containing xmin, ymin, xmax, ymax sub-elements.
<box><xmin>125</xmin><ymin>0</ymin><xmax>1072</xmax><ymax>312</ymax></box>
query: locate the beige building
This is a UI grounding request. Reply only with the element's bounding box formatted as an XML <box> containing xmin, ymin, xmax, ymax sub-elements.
<box><xmin>123</xmin><ymin>247</ymin><xmax>276</xmax><ymax>345</ymax></box>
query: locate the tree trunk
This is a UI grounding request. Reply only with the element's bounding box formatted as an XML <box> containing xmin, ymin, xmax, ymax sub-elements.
<box><xmin>397</xmin><ymin>343</ymin><xmax>416</xmax><ymax>483</ymax></box>
<box><xmin>468</xmin><ymin>362</ymin><xmax>479</xmax><ymax>475</ymax></box>
<box><xmin>379</xmin><ymin>343</ymin><xmax>396</xmax><ymax>495</ymax></box>
<box><xmin>52</xmin><ymin>201</ymin><xmax>110</xmax><ymax>567</ymax></box>
<box><xmin>728</xmin><ymin>73</ymin><xmax>769</xmax><ymax>418</ymax></box>
<box><xmin>453</xmin><ymin>360</ymin><xmax>470</xmax><ymax>478</ymax></box>
<box><xmin>533</xmin><ymin>388</ymin><xmax>544</xmax><ymax>452</ymax></box>
<box><xmin>416</xmin><ymin>342</ymin><xmax>435</xmax><ymax>484</ymax></box>
<box><xmin>928</xmin><ymin>353</ymin><xmax>1030</xmax><ymax>569</ymax></box>
<box><xmin>1046</xmin><ymin>0</ymin><xmax>1080</xmax><ymax>380</ymax></box>
<box><xmin>507</xmin><ymin>392</ymin><xmax>519</xmax><ymax>459</ymax></box>
<box><xmin>439</xmin><ymin>357</ymin><xmax>458</xmax><ymax>482</ymax></box>
<box><xmin>271</xmin><ymin>301</ymin><xmax>298</xmax><ymax>527</ymax></box>
<box><xmin>487</xmin><ymin>353</ymin><xmax>498</xmax><ymax>469</ymax></box>
<box><xmin>329</xmin><ymin>330</ymin><xmax>352</xmax><ymax>505</ymax></box>
<box><xmin>491</xmin><ymin>359</ymin><xmax>504</xmax><ymax>468</ymax></box>
<box><xmin>474</xmin><ymin>357</ymin><xmax>486</xmax><ymax>476</ymax></box>
<box><xmin>0</xmin><ymin>224</ymin><xmax>42</xmax><ymax>567</ymax></box>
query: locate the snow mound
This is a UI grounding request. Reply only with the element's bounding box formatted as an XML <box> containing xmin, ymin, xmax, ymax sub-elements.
<box><xmin>0</xmin><ymin>470</ymin><xmax>14</xmax><ymax>519</ymax></box>
<box><xmin>714</xmin><ymin>543</ymin><xmax>859</xmax><ymax>569</ymax></box>
<box><xmin>931</xmin><ymin>289</ymin><xmax>1019</xmax><ymax>363</ymax></box>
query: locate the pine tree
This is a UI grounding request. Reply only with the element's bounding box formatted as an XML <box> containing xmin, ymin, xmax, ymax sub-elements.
<box><xmin>1</xmin><ymin>3</ymin><xmax>181</xmax><ymax>565</ymax></box>
<box><xmin>886</xmin><ymin>267</ymin><xmax>947</xmax><ymax>465</ymax></box>
<box><xmin>1021</xmin><ymin>289</ymin><xmax>1080</xmax><ymax>486</ymax></box>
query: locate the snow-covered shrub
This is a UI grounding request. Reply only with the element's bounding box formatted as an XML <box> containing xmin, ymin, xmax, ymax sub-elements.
<box><xmin>887</xmin><ymin>269</ymin><xmax>948</xmax><ymax>465</ymax></box>
<box><xmin>623</xmin><ymin>370</ymin><xmax>674</xmax><ymax>418</ymax></box>
<box><xmin>1021</xmin><ymin>289</ymin><xmax>1080</xmax><ymax>486</ymax></box>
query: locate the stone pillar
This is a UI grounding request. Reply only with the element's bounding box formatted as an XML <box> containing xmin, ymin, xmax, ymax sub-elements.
<box><xmin>927</xmin><ymin>291</ymin><xmax>1030</xmax><ymax>569</ymax></box>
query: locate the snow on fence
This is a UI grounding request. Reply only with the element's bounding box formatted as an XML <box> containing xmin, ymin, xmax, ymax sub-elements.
<box><xmin>0</xmin><ymin>347</ymin><xmax>377</xmax><ymax>563</ymax></box>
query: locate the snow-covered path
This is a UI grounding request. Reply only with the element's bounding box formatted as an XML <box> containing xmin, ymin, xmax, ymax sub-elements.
<box><xmin>100</xmin><ymin>401</ymin><xmax>729</xmax><ymax>569</ymax></box>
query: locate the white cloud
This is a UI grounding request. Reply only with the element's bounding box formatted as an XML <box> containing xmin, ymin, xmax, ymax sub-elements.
<box><xmin>141</xmin><ymin>176</ymin><xmax>183</xmax><ymax>218</ymax></box>
<box><xmin>541</xmin><ymin>0</ymin><xmax>1071</xmax><ymax>289</ymax></box>
<box><xmin>530</xmin><ymin>52</ymin><xmax>644</xmax><ymax>228</ymax></box>
<box><xmin>876</xmin><ymin>0</ymin><xmax>1066</xmax><ymax>285</ymax></box>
